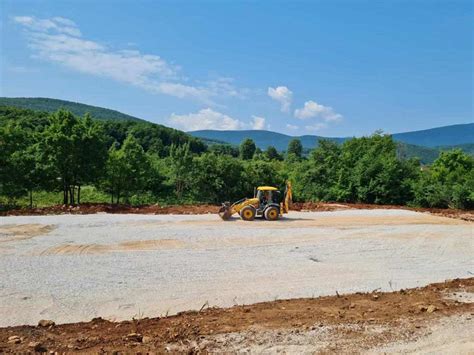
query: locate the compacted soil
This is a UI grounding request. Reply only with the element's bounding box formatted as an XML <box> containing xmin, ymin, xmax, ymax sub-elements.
<box><xmin>0</xmin><ymin>278</ymin><xmax>472</xmax><ymax>353</ymax></box>
<box><xmin>1</xmin><ymin>210</ymin><xmax>472</xmax><ymax>327</ymax></box>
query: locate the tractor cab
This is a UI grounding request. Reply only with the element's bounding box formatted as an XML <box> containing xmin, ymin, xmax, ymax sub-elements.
<box><xmin>255</xmin><ymin>186</ymin><xmax>279</xmax><ymax>206</ymax></box>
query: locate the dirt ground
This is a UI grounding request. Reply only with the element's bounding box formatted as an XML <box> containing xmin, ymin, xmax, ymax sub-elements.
<box><xmin>0</xmin><ymin>278</ymin><xmax>472</xmax><ymax>353</ymax></box>
<box><xmin>2</xmin><ymin>201</ymin><xmax>473</xmax><ymax>221</ymax></box>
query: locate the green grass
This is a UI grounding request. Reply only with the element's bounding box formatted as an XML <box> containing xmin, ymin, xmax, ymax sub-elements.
<box><xmin>4</xmin><ymin>186</ymin><xmax>110</xmax><ymax>208</ymax></box>
<box><xmin>1</xmin><ymin>186</ymin><xmax>206</xmax><ymax>208</ymax></box>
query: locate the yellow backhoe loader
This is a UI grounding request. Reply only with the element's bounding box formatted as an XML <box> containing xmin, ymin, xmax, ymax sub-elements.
<box><xmin>218</xmin><ymin>181</ymin><xmax>292</xmax><ymax>221</ymax></box>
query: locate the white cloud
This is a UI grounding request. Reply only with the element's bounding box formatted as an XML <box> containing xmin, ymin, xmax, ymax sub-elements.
<box><xmin>268</xmin><ymin>86</ymin><xmax>293</xmax><ymax>112</ymax></box>
<box><xmin>286</xmin><ymin>124</ymin><xmax>299</xmax><ymax>131</ymax></box>
<box><xmin>169</xmin><ymin>110</ymin><xmax>268</xmax><ymax>131</ymax></box>
<box><xmin>294</xmin><ymin>100</ymin><xmax>342</xmax><ymax>122</ymax></box>
<box><xmin>13</xmin><ymin>16</ymin><xmax>81</xmax><ymax>37</ymax></box>
<box><xmin>169</xmin><ymin>108</ymin><xmax>246</xmax><ymax>131</ymax></box>
<box><xmin>251</xmin><ymin>115</ymin><xmax>266</xmax><ymax>130</ymax></box>
<box><xmin>13</xmin><ymin>15</ymin><xmax>244</xmax><ymax>104</ymax></box>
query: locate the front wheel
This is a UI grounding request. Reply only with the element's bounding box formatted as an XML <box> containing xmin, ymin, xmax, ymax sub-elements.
<box><xmin>240</xmin><ymin>206</ymin><xmax>256</xmax><ymax>221</ymax></box>
<box><xmin>264</xmin><ymin>206</ymin><xmax>279</xmax><ymax>221</ymax></box>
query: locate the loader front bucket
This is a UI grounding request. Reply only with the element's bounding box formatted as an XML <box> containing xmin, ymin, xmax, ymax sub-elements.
<box><xmin>218</xmin><ymin>203</ymin><xmax>232</xmax><ymax>220</ymax></box>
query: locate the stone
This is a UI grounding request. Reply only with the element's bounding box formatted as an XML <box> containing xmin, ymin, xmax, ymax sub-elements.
<box><xmin>28</xmin><ymin>341</ymin><xmax>44</xmax><ymax>351</ymax></box>
<box><xmin>123</xmin><ymin>333</ymin><xmax>143</xmax><ymax>342</ymax></box>
<box><xmin>38</xmin><ymin>319</ymin><xmax>55</xmax><ymax>327</ymax></box>
<box><xmin>418</xmin><ymin>305</ymin><xmax>428</xmax><ymax>312</ymax></box>
<box><xmin>142</xmin><ymin>336</ymin><xmax>152</xmax><ymax>344</ymax></box>
<box><xmin>7</xmin><ymin>335</ymin><xmax>21</xmax><ymax>344</ymax></box>
<box><xmin>427</xmin><ymin>305</ymin><xmax>437</xmax><ymax>313</ymax></box>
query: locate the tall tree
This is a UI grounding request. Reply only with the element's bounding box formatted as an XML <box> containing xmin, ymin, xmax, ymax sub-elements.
<box><xmin>169</xmin><ymin>143</ymin><xmax>193</xmax><ymax>200</ymax></box>
<box><xmin>102</xmin><ymin>135</ymin><xmax>152</xmax><ymax>204</ymax></box>
<box><xmin>74</xmin><ymin>113</ymin><xmax>108</xmax><ymax>203</ymax></box>
<box><xmin>41</xmin><ymin>109</ymin><xmax>107</xmax><ymax>205</ymax></box>
<box><xmin>240</xmin><ymin>138</ymin><xmax>256</xmax><ymax>160</ymax></box>
<box><xmin>264</xmin><ymin>146</ymin><xmax>282</xmax><ymax>161</ymax></box>
<box><xmin>287</xmin><ymin>138</ymin><xmax>303</xmax><ymax>158</ymax></box>
<box><xmin>192</xmin><ymin>153</ymin><xmax>244</xmax><ymax>203</ymax></box>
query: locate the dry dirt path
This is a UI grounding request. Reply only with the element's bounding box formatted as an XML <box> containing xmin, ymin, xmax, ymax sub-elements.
<box><xmin>0</xmin><ymin>209</ymin><xmax>472</xmax><ymax>327</ymax></box>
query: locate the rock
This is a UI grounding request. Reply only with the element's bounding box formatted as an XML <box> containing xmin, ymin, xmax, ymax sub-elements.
<box><xmin>142</xmin><ymin>336</ymin><xmax>152</xmax><ymax>344</ymax></box>
<box><xmin>427</xmin><ymin>305</ymin><xmax>437</xmax><ymax>313</ymax></box>
<box><xmin>38</xmin><ymin>319</ymin><xmax>55</xmax><ymax>327</ymax></box>
<box><xmin>28</xmin><ymin>341</ymin><xmax>44</xmax><ymax>351</ymax></box>
<box><xmin>372</xmin><ymin>294</ymin><xmax>379</xmax><ymax>300</ymax></box>
<box><xmin>7</xmin><ymin>335</ymin><xmax>21</xmax><ymax>344</ymax></box>
<box><xmin>123</xmin><ymin>333</ymin><xmax>143</xmax><ymax>342</ymax></box>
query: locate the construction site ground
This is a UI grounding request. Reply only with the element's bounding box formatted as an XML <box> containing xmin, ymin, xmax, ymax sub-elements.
<box><xmin>1</xmin><ymin>279</ymin><xmax>473</xmax><ymax>353</ymax></box>
<box><xmin>0</xmin><ymin>206</ymin><xmax>473</xmax><ymax>352</ymax></box>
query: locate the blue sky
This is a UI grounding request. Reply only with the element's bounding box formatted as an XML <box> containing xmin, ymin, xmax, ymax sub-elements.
<box><xmin>1</xmin><ymin>0</ymin><xmax>472</xmax><ymax>136</ymax></box>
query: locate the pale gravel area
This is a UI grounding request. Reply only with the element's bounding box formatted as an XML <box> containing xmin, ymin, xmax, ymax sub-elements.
<box><xmin>0</xmin><ymin>209</ymin><xmax>472</xmax><ymax>327</ymax></box>
<box><xmin>373</xmin><ymin>314</ymin><xmax>474</xmax><ymax>354</ymax></box>
<box><xmin>198</xmin><ymin>314</ymin><xmax>474</xmax><ymax>354</ymax></box>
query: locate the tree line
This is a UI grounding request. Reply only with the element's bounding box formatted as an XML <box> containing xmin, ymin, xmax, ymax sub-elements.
<box><xmin>0</xmin><ymin>106</ymin><xmax>472</xmax><ymax>209</ymax></box>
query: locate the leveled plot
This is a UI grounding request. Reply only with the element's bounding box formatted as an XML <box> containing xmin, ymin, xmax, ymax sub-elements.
<box><xmin>0</xmin><ymin>209</ymin><xmax>471</xmax><ymax>326</ymax></box>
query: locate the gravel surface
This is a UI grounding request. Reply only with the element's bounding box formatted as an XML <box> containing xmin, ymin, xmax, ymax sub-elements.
<box><xmin>0</xmin><ymin>209</ymin><xmax>472</xmax><ymax>327</ymax></box>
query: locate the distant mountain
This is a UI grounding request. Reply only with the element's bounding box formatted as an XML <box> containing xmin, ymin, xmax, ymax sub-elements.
<box><xmin>190</xmin><ymin>130</ymin><xmax>346</xmax><ymax>151</ymax></box>
<box><xmin>392</xmin><ymin>124</ymin><xmax>474</xmax><ymax>147</ymax></box>
<box><xmin>396</xmin><ymin>142</ymin><xmax>442</xmax><ymax>164</ymax></box>
<box><xmin>0</xmin><ymin>97</ymin><xmax>145</xmax><ymax>122</ymax></box>
<box><xmin>190</xmin><ymin>123</ymin><xmax>474</xmax><ymax>151</ymax></box>
<box><xmin>438</xmin><ymin>143</ymin><xmax>474</xmax><ymax>154</ymax></box>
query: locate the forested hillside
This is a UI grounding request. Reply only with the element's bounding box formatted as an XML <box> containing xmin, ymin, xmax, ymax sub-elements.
<box><xmin>191</xmin><ymin>124</ymin><xmax>474</xmax><ymax>152</ymax></box>
<box><xmin>1</xmin><ymin>106</ymin><xmax>472</xmax><ymax>210</ymax></box>
<box><xmin>190</xmin><ymin>129</ymin><xmax>344</xmax><ymax>151</ymax></box>
<box><xmin>0</xmin><ymin>97</ymin><xmax>145</xmax><ymax>122</ymax></box>
<box><xmin>392</xmin><ymin>124</ymin><xmax>474</xmax><ymax>147</ymax></box>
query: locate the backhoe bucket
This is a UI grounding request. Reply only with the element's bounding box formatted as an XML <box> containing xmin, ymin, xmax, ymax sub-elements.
<box><xmin>218</xmin><ymin>203</ymin><xmax>232</xmax><ymax>220</ymax></box>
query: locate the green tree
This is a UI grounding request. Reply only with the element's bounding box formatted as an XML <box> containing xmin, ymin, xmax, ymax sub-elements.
<box><xmin>41</xmin><ymin>110</ymin><xmax>107</xmax><ymax>205</ymax></box>
<box><xmin>102</xmin><ymin>135</ymin><xmax>152</xmax><ymax>204</ymax></box>
<box><xmin>264</xmin><ymin>146</ymin><xmax>282</xmax><ymax>161</ymax></box>
<box><xmin>0</xmin><ymin>118</ymin><xmax>52</xmax><ymax>206</ymax></box>
<box><xmin>191</xmin><ymin>153</ymin><xmax>244</xmax><ymax>203</ymax></box>
<box><xmin>169</xmin><ymin>143</ymin><xmax>194</xmax><ymax>200</ymax></box>
<box><xmin>74</xmin><ymin>113</ymin><xmax>108</xmax><ymax>203</ymax></box>
<box><xmin>240</xmin><ymin>138</ymin><xmax>256</xmax><ymax>160</ymax></box>
<box><xmin>294</xmin><ymin>140</ymin><xmax>342</xmax><ymax>201</ymax></box>
<box><xmin>209</xmin><ymin>144</ymin><xmax>239</xmax><ymax>157</ymax></box>
<box><xmin>413</xmin><ymin>149</ymin><xmax>473</xmax><ymax>208</ymax></box>
<box><xmin>339</xmin><ymin>134</ymin><xmax>418</xmax><ymax>204</ymax></box>
<box><xmin>287</xmin><ymin>138</ymin><xmax>303</xmax><ymax>158</ymax></box>
<box><xmin>242</xmin><ymin>160</ymin><xmax>284</xmax><ymax>196</ymax></box>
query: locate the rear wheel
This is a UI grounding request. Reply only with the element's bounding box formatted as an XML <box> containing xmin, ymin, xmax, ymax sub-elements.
<box><xmin>240</xmin><ymin>206</ymin><xmax>256</xmax><ymax>221</ymax></box>
<box><xmin>264</xmin><ymin>206</ymin><xmax>279</xmax><ymax>221</ymax></box>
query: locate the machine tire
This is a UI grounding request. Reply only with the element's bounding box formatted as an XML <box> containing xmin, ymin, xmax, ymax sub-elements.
<box><xmin>240</xmin><ymin>206</ymin><xmax>256</xmax><ymax>221</ymax></box>
<box><xmin>264</xmin><ymin>206</ymin><xmax>279</xmax><ymax>221</ymax></box>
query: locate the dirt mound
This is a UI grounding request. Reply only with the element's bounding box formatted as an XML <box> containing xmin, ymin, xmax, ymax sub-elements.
<box><xmin>1</xmin><ymin>203</ymin><xmax>219</xmax><ymax>216</ymax></box>
<box><xmin>293</xmin><ymin>202</ymin><xmax>474</xmax><ymax>222</ymax></box>
<box><xmin>2</xmin><ymin>202</ymin><xmax>472</xmax><ymax>221</ymax></box>
<box><xmin>1</xmin><ymin>278</ymin><xmax>472</xmax><ymax>353</ymax></box>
